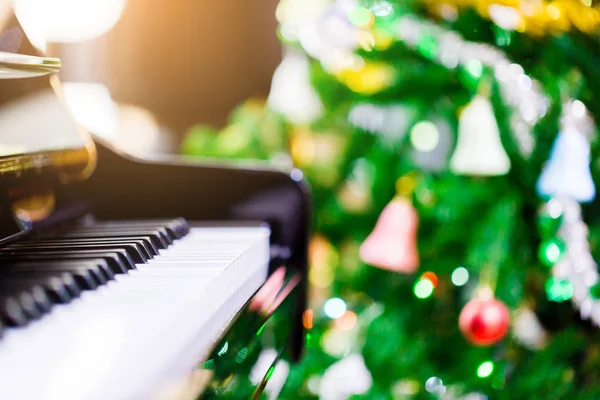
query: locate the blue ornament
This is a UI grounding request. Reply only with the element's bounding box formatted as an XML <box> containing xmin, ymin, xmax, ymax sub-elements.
<box><xmin>537</xmin><ymin>128</ymin><xmax>596</xmax><ymax>202</ymax></box>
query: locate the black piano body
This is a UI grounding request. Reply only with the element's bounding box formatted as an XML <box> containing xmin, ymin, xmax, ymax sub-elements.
<box><xmin>0</xmin><ymin>6</ymin><xmax>310</xmax><ymax>399</ymax></box>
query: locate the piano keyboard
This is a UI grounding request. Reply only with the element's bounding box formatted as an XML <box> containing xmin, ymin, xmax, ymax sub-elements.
<box><xmin>0</xmin><ymin>219</ymin><xmax>271</xmax><ymax>400</ymax></box>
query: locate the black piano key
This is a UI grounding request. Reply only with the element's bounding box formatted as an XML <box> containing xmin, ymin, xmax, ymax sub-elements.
<box><xmin>0</xmin><ymin>250</ymin><xmax>133</xmax><ymax>274</ymax></box>
<box><xmin>15</xmin><ymin>238</ymin><xmax>157</xmax><ymax>258</ymax></box>
<box><xmin>91</xmin><ymin>218</ymin><xmax>189</xmax><ymax>239</ymax></box>
<box><xmin>0</xmin><ymin>290</ymin><xmax>42</xmax><ymax>322</ymax></box>
<box><xmin>0</xmin><ymin>297</ymin><xmax>28</xmax><ymax>326</ymax></box>
<box><xmin>5</xmin><ymin>243</ymin><xmax>148</xmax><ymax>264</ymax></box>
<box><xmin>11</xmin><ymin>281</ymin><xmax>52</xmax><ymax>318</ymax></box>
<box><xmin>3</xmin><ymin>260</ymin><xmax>107</xmax><ymax>288</ymax></box>
<box><xmin>75</xmin><ymin>226</ymin><xmax>173</xmax><ymax>244</ymax></box>
<box><xmin>51</xmin><ymin>231</ymin><xmax>168</xmax><ymax>249</ymax></box>
<box><xmin>0</xmin><ymin>283</ymin><xmax>53</xmax><ymax>314</ymax></box>
<box><xmin>1</xmin><ymin>273</ymin><xmax>75</xmax><ymax>304</ymax></box>
<box><xmin>66</xmin><ymin>226</ymin><xmax>172</xmax><ymax>245</ymax></box>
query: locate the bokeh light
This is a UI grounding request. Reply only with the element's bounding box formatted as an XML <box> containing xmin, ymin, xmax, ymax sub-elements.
<box><xmin>539</xmin><ymin>239</ymin><xmax>564</xmax><ymax>266</ymax></box>
<box><xmin>414</xmin><ymin>279</ymin><xmax>434</xmax><ymax>299</ymax></box>
<box><xmin>477</xmin><ymin>361</ymin><xmax>494</xmax><ymax>378</ymax></box>
<box><xmin>324</xmin><ymin>298</ymin><xmax>347</xmax><ymax>319</ymax></box>
<box><xmin>302</xmin><ymin>309</ymin><xmax>314</xmax><ymax>329</ymax></box>
<box><xmin>545</xmin><ymin>277</ymin><xmax>574</xmax><ymax>302</ymax></box>
<box><xmin>421</xmin><ymin>272</ymin><xmax>438</xmax><ymax>288</ymax></box>
<box><xmin>370</xmin><ymin>1</ymin><xmax>393</xmax><ymax>17</ymax></box>
<box><xmin>321</xmin><ymin>328</ymin><xmax>352</xmax><ymax>357</ymax></box>
<box><xmin>335</xmin><ymin>311</ymin><xmax>357</xmax><ymax>330</ymax></box>
<box><xmin>348</xmin><ymin>7</ymin><xmax>374</xmax><ymax>28</ymax></box>
<box><xmin>15</xmin><ymin>0</ymin><xmax>125</xmax><ymax>44</ymax></box>
<box><xmin>465</xmin><ymin>59</ymin><xmax>483</xmax><ymax>79</ymax></box>
<box><xmin>451</xmin><ymin>267</ymin><xmax>469</xmax><ymax>286</ymax></box>
<box><xmin>410</xmin><ymin>121</ymin><xmax>440</xmax><ymax>152</ymax></box>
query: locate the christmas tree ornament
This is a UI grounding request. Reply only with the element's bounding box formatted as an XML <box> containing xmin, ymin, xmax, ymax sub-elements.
<box><xmin>267</xmin><ymin>50</ymin><xmax>324</xmax><ymax>125</ymax></box>
<box><xmin>392</xmin><ymin>15</ymin><xmax>548</xmax><ymax>158</ymax></box>
<box><xmin>543</xmin><ymin>197</ymin><xmax>600</xmax><ymax>325</ymax></box>
<box><xmin>536</xmin><ymin>128</ymin><xmax>596</xmax><ymax>203</ymax></box>
<box><xmin>449</xmin><ymin>95</ymin><xmax>511</xmax><ymax>176</ymax></box>
<box><xmin>359</xmin><ymin>197</ymin><xmax>419</xmax><ymax>273</ymax></box>
<box><xmin>459</xmin><ymin>297</ymin><xmax>510</xmax><ymax>346</ymax></box>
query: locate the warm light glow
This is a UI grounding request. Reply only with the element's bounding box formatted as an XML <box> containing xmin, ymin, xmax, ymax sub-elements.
<box><xmin>302</xmin><ymin>309</ymin><xmax>314</xmax><ymax>329</ymax></box>
<box><xmin>421</xmin><ymin>272</ymin><xmax>438</xmax><ymax>288</ymax></box>
<box><xmin>62</xmin><ymin>82</ymin><xmax>119</xmax><ymax>140</ymax></box>
<box><xmin>335</xmin><ymin>311</ymin><xmax>357</xmax><ymax>330</ymax></box>
<box><xmin>15</xmin><ymin>0</ymin><xmax>126</xmax><ymax>43</ymax></box>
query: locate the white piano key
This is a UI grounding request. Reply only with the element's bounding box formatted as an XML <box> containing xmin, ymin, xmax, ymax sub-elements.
<box><xmin>0</xmin><ymin>226</ymin><xmax>270</xmax><ymax>400</ymax></box>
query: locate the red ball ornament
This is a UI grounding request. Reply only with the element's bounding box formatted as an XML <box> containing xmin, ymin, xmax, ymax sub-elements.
<box><xmin>459</xmin><ymin>297</ymin><xmax>510</xmax><ymax>346</ymax></box>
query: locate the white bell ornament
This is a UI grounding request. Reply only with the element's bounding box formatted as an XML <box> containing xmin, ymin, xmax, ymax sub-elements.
<box><xmin>449</xmin><ymin>95</ymin><xmax>511</xmax><ymax>176</ymax></box>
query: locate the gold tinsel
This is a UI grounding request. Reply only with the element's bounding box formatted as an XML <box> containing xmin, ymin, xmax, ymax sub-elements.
<box><xmin>427</xmin><ymin>0</ymin><xmax>600</xmax><ymax>35</ymax></box>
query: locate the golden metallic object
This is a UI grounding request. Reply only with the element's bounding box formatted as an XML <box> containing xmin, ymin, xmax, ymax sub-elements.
<box><xmin>11</xmin><ymin>190</ymin><xmax>56</xmax><ymax>223</ymax></box>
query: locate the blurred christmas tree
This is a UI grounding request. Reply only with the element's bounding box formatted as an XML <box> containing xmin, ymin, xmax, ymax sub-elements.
<box><xmin>183</xmin><ymin>0</ymin><xmax>600</xmax><ymax>398</ymax></box>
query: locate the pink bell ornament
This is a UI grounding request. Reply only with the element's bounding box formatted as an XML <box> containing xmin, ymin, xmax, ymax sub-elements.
<box><xmin>359</xmin><ymin>197</ymin><xmax>419</xmax><ymax>273</ymax></box>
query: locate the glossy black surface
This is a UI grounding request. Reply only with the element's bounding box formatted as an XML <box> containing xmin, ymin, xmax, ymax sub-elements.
<box><xmin>62</xmin><ymin>138</ymin><xmax>311</xmax><ymax>361</ymax></box>
<box><xmin>153</xmin><ymin>266</ymin><xmax>303</xmax><ymax>399</ymax></box>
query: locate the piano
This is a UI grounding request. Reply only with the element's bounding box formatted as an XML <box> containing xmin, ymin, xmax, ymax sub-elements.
<box><xmin>0</xmin><ymin>5</ymin><xmax>310</xmax><ymax>400</ymax></box>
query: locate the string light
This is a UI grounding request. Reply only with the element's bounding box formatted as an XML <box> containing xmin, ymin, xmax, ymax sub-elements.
<box><xmin>545</xmin><ymin>277</ymin><xmax>574</xmax><ymax>302</ymax></box>
<box><xmin>539</xmin><ymin>239</ymin><xmax>564</xmax><ymax>266</ymax></box>
<box><xmin>324</xmin><ymin>298</ymin><xmax>347</xmax><ymax>319</ymax></box>
<box><xmin>370</xmin><ymin>1</ymin><xmax>393</xmax><ymax>17</ymax></box>
<box><xmin>465</xmin><ymin>59</ymin><xmax>483</xmax><ymax>79</ymax></box>
<box><xmin>477</xmin><ymin>361</ymin><xmax>494</xmax><ymax>378</ymax></box>
<box><xmin>414</xmin><ymin>279</ymin><xmax>434</xmax><ymax>299</ymax></box>
<box><xmin>425</xmin><ymin>376</ymin><xmax>445</xmax><ymax>394</ymax></box>
<box><xmin>451</xmin><ymin>267</ymin><xmax>469</xmax><ymax>286</ymax></box>
<box><xmin>546</xmin><ymin>198</ymin><xmax>563</xmax><ymax>219</ymax></box>
<box><xmin>421</xmin><ymin>272</ymin><xmax>438</xmax><ymax>288</ymax></box>
<box><xmin>572</xmin><ymin>99</ymin><xmax>586</xmax><ymax>118</ymax></box>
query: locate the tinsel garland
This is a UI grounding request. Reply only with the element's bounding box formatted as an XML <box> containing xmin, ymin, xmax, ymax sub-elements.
<box><xmin>426</xmin><ymin>0</ymin><xmax>600</xmax><ymax>35</ymax></box>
